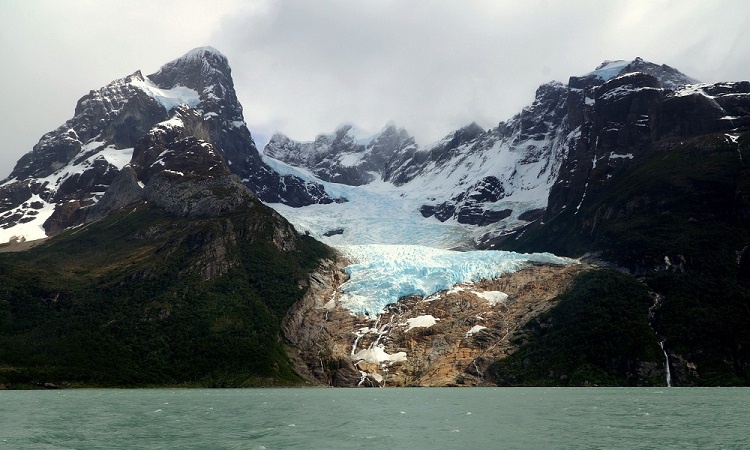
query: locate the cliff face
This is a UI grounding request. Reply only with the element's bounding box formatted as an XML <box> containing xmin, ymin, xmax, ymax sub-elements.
<box><xmin>502</xmin><ymin>80</ymin><xmax>750</xmax><ymax>385</ymax></box>
<box><xmin>0</xmin><ymin>47</ymin><xmax>335</xmax><ymax>244</ymax></box>
<box><xmin>284</xmin><ymin>262</ymin><xmax>588</xmax><ymax>387</ymax></box>
<box><xmin>0</xmin><ymin>50</ymin><xmax>337</xmax><ymax>387</ymax></box>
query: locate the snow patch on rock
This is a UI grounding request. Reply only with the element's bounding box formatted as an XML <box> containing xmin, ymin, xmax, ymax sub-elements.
<box><xmin>473</xmin><ymin>291</ymin><xmax>508</xmax><ymax>305</ymax></box>
<box><xmin>406</xmin><ymin>315</ymin><xmax>438</xmax><ymax>331</ymax></box>
<box><xmin>130</xmin><ymin>77</ymin><xmax>200</xmax><ymax>112</ymax></box>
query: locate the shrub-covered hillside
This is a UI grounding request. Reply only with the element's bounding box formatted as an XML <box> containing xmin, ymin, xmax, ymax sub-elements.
<box><xmin>0</xmin><ymin>200</ymin><xmax>331</xmax><ymax>388</ymax></box>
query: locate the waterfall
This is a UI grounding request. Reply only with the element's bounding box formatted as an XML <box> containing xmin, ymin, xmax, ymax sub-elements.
<box><xmin>648</xmin><ymin>293</ymin><xmax>672</xmax><ymax>387</ymax></box>
<box><xmin>658</xmin><ymin>340</ymin><xmax>672</xmax><ymax>387</ymax></box>
<box><xmin>471</xmin><ymin>359</ymin><xmax>484</xmax><ymax>382</ymax></box>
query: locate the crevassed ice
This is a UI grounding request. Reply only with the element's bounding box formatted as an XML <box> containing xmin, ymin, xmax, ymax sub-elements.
<box><xmin>338</xmin><ymin>245</ymin><xmax>577</xmax><ymax>315</ymax></box>
<box><xmin>262</xmin><ymin>153</ymin><xmax>577</xmax><ymax>316</ymax></box>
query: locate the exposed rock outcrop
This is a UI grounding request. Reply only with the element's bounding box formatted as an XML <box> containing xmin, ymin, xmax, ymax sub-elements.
<box><xmin>0</xmin><ymin>47</ymin><xmax>335</xmax><ymax>243</ymax></box>
<box><xmin>284</xmin><ymin>262</ymin><xmax>589</xmax><ymax>387</ymax></box>
<box><xmin>265</xmin><ymin>123</ymin><xmax>418</xmax><ymax>186</ymax></box>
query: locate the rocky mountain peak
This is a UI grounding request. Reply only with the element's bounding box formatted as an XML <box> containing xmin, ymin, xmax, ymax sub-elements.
<box><xmin>148</xmin><ymin>46</ymin><xmax>231</xmax><ymax>90</ymax></box>
<box><xmin>620</xmin><ymin>57</ymin><xmax>699</xmax><ymax>89</ymax></box>
<box><xmin>570</xmin><ymin>57</ymin><xmax>698</xmax><ymax>91</ymax></box>
<box><xmin>0</xmin><ymin>47</ymin><xmax>334</xmax><ymax>243</ymax></box>
<box><xmin>264</xmin><ymin>122</ymin><xmax>417</xmax><ymax>186</ymax></box>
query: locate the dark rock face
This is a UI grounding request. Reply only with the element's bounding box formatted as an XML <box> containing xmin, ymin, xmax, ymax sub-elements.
<box><xmin>147</xmin><ymin>48</ymin><xmax>334</xmax><ymax>207</ymax></box>
<box><xmin>265</xmin><ymin>123</ymin><xmax>418</xmax><ymax>186</ymax></box>
<box><xmin>0</xmin><ymin>47</ymin><xmax>334</xmax><ymax>242</ymax></box>
<box><xmin>10</xmin><ymin>72</ymin><xmax>168</xmax><ymax>182</ymax></box>
<box><xmin>618</xmin><ymin>57</ymin><xmax>699</xmax><ymax>89</ymax></box>
<box><xmin>654</xmin><ymin>82</ymin><xmax>750</xmax><ymax>139</ymax></box>
<box><xmin>420</xmin><ymin>176</ymin><xmax>512</xmax><ymax>225</ymax></box>
<box><xmin>384</xmin><ymin>122</ymin><xmax>487</xmax><ymax>186</ymax></box>
<box><xmin>86</xmin><ymin>166</ymin><xmax>143</xmax><ymax>223</ymax></box>
<box><xmin>545</xmin><ymin>75</ymin><xmax>750</xmax><ymax>224</ymax></box>
<box><xmin>89</xmin><ymin>107</ymin><xmax>257</xmax><ymax>221</ymax></box>
<box><xmin>323</xmin><ymin>228</ymin><xmax>344</xmax><ymax>237</ymax></box>
<box><xmin>143</xmin><ymin>174</ymin><xmax>254</xmax><ymax>218</ymax></box>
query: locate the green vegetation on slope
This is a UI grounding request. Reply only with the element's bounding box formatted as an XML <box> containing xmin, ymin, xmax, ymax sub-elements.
<box><xmin>488</xmin><ymin>269</ymin><xmax>664</xmax><ymax>386</ymax></box>
<box><xmin>0</xmin><ymin>201</ymin><xmax>331</xmax><ymax>388</ymax></box>
<box><xmin>502</xmin><ymin>133</ymin><xmax>750</xmax><ymax>385</ymax></box>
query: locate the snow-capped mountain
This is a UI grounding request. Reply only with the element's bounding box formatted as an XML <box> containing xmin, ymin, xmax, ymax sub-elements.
<box><xmin>2</xmin><ymin>50</ymin><xmax>748</xmax><ymax>388</ymax></box>
<box><xmin>0</xmin><ymin>47</ymin><xmax>334</xmax><ymax>243</ymax></box>
<box><xmin>266</xmin><ymin>80</ymin><xmax>575</xmax><ymax>232</ymax></box>
<box><xmin>265</xmin><ymin>123</ymin><xmax>417</xmax><ymax>186</ymax></box>
<box><xmin>542</xmin><ymin>66</ymin><xmax>749</xmax><ymax>230</ymax></box>
<box><xmin>574</xmin><ymin>57</ymin><xmax>699</xmax><ymax>89</ymax></box>
<box><xmin>273</xmin><ymin>58</ymin><xmax>749</xmax><ymax>388</ymax></box>
<box><xmin>264</xmin><ymin>57</ymin><xmax>749</xmax><ymax>248</ymax></box>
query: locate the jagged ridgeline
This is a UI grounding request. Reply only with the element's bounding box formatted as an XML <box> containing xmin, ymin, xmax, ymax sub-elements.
<box><xmin>265</xmin><ymin>58</ymin><xmax>750</xmax><ymax>386</ymax></box>
<box><xmin>0</xmin><ymin>48</ymin><xmax>332</xmax><ymax>387</ymax></box>
<box><xmin>2</xmin><ymin>46</ymin><xmax>750</xmax><ymax>388</ymax></box>
<box><xmin>0</xmin><ymin>47</ymin><xmax>335</xmax><ymax>244</ymax></box>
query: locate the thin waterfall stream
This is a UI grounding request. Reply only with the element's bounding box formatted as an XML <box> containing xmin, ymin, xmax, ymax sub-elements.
<box><xmin>648</xmin><ymin>292</ymin><xmax>672</xmax><ymax>387</ymax></box>
<box><xmin>657</xmin><ymin>339</ymin><xmax>672</xmax><ymax>387</ymax></box>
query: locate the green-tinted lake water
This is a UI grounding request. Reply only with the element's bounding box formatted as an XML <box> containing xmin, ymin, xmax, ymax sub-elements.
<box><xmin>1</xmin><ymin>387</ymin><xmax>748</xmax><ymax>449</ymax></box>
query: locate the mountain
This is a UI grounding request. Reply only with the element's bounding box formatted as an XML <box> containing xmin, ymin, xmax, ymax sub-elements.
<box><xmin>0</xmin><ymin>47</ymin><xmax>334</xmax><ymax>244</ymax></box>
<box><xmin>267</xmin><ymin>95</ymin><xmax>571</xmax><ymax>228</ymax></box>
<box><xmin>265</xmin><ymin>123</ymin><xmax>417</xmax><ymax>186</ymax></box>
<box><xmin>2</xmin><ymin>51</ymin><xmax>748</xmax><ymax>388</ymax></box>
<box><xmin>0</xmin><ymin>178</ymin><xmax>332</xmax><ymax>387</ymax></box>
<box><xmin>497</xmin><ymin>74</ymin><xmax>750</xmax><ymax>385</ymax></box>
<box><xmin>268</xmin><ymin>57</ymin><xmax>750</xmax><ymax>386</ymax></box>
<box><xmin>0</xmin><ymin>50</ymin><xmax>335</xmax><ymax>387</ymax></box>
<box><xmin>265</xmin><ymin>58</ymin><xmax>706</xmax><ymax>230</ymax></box>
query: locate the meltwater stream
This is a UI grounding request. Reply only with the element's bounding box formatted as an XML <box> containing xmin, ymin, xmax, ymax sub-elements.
<box><xmin>658</xmin><ymin>340</ymin><xmax>673</xmax><ymax>387</ymax></box>
<box><xmin>648</xmin><ymin>293</ymin><xmax>672</xmax><ymax>387</ymax></box>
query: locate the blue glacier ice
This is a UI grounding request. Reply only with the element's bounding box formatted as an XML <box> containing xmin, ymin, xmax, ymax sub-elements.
<box><xmin>585</xmin><ymin>60</ymin><xmax>630</xmax><ymax>81</ymax></box>
<box><xmin>337</xmin><ymin>245</ymin><xmax>578</xmax><ymax>315</ymax></box>
<box><xmin>262</xmin><ymin>156</ymin><xmax>578</xmax><ymax>316</ymax></box>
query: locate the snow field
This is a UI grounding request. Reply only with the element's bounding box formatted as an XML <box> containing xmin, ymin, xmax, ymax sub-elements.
<box><xmin>130</xmin><ymin>77</ymin><xmax>200</xmax><ymax>112</ymax></box>
<box><xmin>0</xmin><ymin>194</ymin><xmax>56</xmax><ymax>244</ymax></box>
<box><xmin>263</xmin><ymin>153</ymin><xmax>578</xmax><ymax>316</ymax></box>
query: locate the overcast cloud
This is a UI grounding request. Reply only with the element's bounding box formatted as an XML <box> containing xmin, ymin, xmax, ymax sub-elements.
<box><xmin>2</xmin><ymin>0</ymin><xmax>749</xmax><ymax>179</ymax></box>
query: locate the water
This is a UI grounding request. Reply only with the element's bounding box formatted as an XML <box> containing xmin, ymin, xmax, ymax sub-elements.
<box><xmin>658</xmin><ymin>340</ymin><xmax>673</xmax><ymax>387</ymax></box>
<box><xmin>1</xmin><ymin>388</ymin><xmax>748</xmax><ymax>449</ymax></box>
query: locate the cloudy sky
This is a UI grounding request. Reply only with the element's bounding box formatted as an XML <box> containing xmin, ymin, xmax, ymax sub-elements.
<box><xmin>1</xmin><ymin>0</ymin><xmax>749</xmax><ymax>179</ymax></box>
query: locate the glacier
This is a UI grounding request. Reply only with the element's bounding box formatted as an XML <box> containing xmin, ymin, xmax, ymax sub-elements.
<box><xmin>263</xmin><ymin>155</ymin><xmax>477</xmax><ymax>248</ymax></box>
<box><xmin>263</xmin><ymin>140</ymin><xmax>578</xmax><ymax>316</ymax></box>
<box><xmin>337</xmin><ymin>245</ymin><xmax>576</xmax><ymax>315</ymax></box>
<box><xmin>585</xmin><ymin>60</ymin><xmax>631</xmax><ymax>81</ymax></box>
